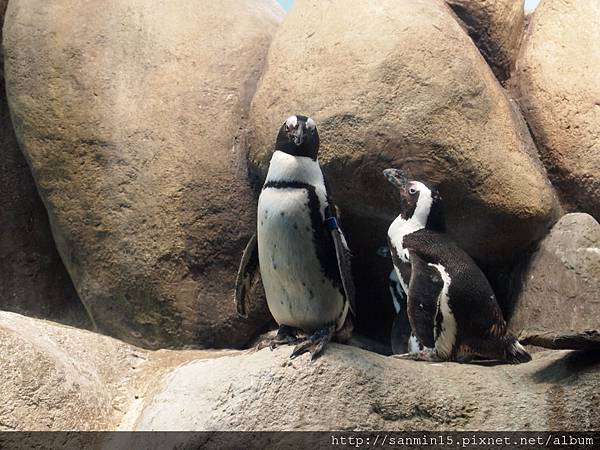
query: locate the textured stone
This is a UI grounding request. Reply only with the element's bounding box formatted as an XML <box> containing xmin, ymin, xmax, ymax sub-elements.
<box><xmin>0</xmin><ymin>311</ymin><xmax>139</xmax><ymax>431</ymax></box>
<box><xmin>515</xmin><ymin>0</ymin><xmax>600</xmax><ymax>220</ymax></box>
<box><xmin>2</xmin><ymin>312</ymin><xmax>599</xmax><ymax>437</ymax></box>
<box><xmin>123</xmin><ymin>344</ymin><xmax>600</xmax><ymax>432</ymax></box>
<box><xmin>248</xmin><ymin>0</ymin><xmax>558</xmax><ymax>339</ymax></box>
<box><xmin>0</xmin><ymin>0</ymin><xmax>87</xmax><ymax>326</ymax></box>
<box><xmin>4</xmin><ymin>0</ymin><xmax>283</xmax><ymax>348</ymax></box>
<box><xmin>0</xmin><ymin>311</ymin><xmax>227</xmax><ymax>434</ymax></box>
<box><xmin>510</xmin><ymin>214</ymin><xmax>600</xmax><ymax>337</ymax></box>
<box><xmin>446</xmin><ymin>0</ymin><xmax>525</xmax><ymax>82</ymax></box>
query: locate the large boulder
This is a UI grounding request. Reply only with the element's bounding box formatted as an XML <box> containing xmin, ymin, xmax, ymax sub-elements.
<box><xmin>248</xmin><ymin>0</ymin><xmax>558</xmax><ymax>340</ymax></box>
<box><xmin>446</xmin><ymin>0</ymin><xmax>525</xmax><ymax>82</ymax></box>
<box><xmin>3</xmin><ymin>0</ymin><xmax>283</xmax><ymax>348</ymax></box>
<box><xmin>510</xmin><ymin>213</ymin><xmax>600</xmax><ymax>337</ymax></box>
<box><xmin>0</xmin><ymin>0</ymin><xmax>87</xmax><ymax>326</ymax></box>
<box><xmin>514</xmin><ymin>0</ymin><xmax>600</xmax><ymax>220</ymax></box>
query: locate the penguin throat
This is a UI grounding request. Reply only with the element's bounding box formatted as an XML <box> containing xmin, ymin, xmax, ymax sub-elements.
<box><xmin>388</xmin><ymin>190</ymin><xmax>433</xmax><ymax>262</ymax></box>
<box><xmin>388</xmin><ymin>216</ymin><xmax>424</xmax><ymax>260</ymax></box>
<box><xmin>410</xmin><ymin>188</ymin><xmax>433</xmax><ymax>227</ymax></box>
<box><xmin>264</xmin><ymin>150</ymin><xmax>325</xmax><ymax>187</ymax></box>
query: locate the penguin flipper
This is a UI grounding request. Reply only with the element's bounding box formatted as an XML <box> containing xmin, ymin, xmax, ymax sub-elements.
<box><xmin>234</xmin><ymin>233</ymin><xmax>259</xmax><ymax>318</ymax></box>
<box><xmin>406</xmin><ymin>253</ymin><xmax>443</xmax><ymax>348</ymax></box>
<box><xmin>329</xmin><ymin>222</ymin><xmax>356</xmax><ymax>315</ymax></box>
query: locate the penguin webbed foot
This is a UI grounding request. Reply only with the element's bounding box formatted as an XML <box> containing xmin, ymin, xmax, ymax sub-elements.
<box><xmin>290</xmin><ymin>325</ymin><xmax>335</xmax><ymax>361</ymax></box>
<box><xmin>256</xmin><ymin>325</ymin><xmax>300</xmax><ymax>351</ymax></box>
<box><xmin>391</xmin><ymin>350</ymin><xmax>444</xmax><ymax>362</ymax></box>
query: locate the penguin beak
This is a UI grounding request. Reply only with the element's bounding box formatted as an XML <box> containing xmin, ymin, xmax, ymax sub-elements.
<box><xmin>291</xmin><ymin>125</ymin><xmax>306</xmax><ymax>146</ymax></box>
<box><xmin>383</xmin><ymin>168</ymin><xmax>408</xmax><ymax>189</ymax></box>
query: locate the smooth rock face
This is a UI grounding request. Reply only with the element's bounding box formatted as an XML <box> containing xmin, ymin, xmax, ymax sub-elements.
<box><xmin>123</xmin><ymin>344</ymin><xmax>600</xmax><ymax>432</ymax></box>
<box><xmin>510</xmin><ymin>214</ymin><xmax>600</xmax><ymax>336</ymax></box>
<box><xmin>4</xmin><ymin>0</ymin><xmax>282</xmax><ymax>348</ymax></box>
<box><xmin>0</xmin><ymin>0</ymin><xmax>87</xmax><ymax>326</ymax></box>
<box><xmin>446</xmin><ymin>0</ymin><xmax>525</xmax><ymax>82</ymax></box>
<box><xmin>515</xmin><ymin>0</ymin><xmax>600</xmax><ymax>220</ymax></box>
<box><xmin>248</xmin><ymin>0</ymin><xmax>558</xmax><ymax>339</ymax></box>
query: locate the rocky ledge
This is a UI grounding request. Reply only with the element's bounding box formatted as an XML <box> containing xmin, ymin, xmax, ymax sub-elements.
<box><xmin>1</xmin><ymin>311</ymin><xmax>598</xmax><ymax>434</ymax></box>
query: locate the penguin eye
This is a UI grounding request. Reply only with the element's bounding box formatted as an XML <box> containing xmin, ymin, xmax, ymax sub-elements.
<box><xmin>408</xmin><ymin>187</ymin><xmax>418</xmax><ymax>195</ymax></box>
<box><xmin>284</xmin><ymin>124</ymin><xmax>289</xmax><ymax>132</ymax></box>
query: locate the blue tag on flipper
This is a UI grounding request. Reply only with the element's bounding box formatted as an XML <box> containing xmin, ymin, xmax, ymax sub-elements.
<box><xmin>324</xmin><ymin>217</ymin><xmax>339</xmax><ymax>230</ymax></box>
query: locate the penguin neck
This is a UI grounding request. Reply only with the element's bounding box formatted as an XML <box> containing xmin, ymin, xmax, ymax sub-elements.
<box><xmin>388</xmin><ymin>214</ymin><xmax>424</xmax><ymax>244</ymax></box>
<box><xmin>389</xmin><ymin>189</ymin><xmax>432</xmax><ymax>239</ymax></box>
<box><xmin>265</xmin><ymin>150</ymin><xmax>325</xmax><ymax>187</ymax></box>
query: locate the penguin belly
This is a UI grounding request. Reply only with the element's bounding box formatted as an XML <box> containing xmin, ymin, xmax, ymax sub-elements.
<box><xmin>257</xmin><ymin>186</ymin><xmax>346</xmax><ymax>333</ymax></box>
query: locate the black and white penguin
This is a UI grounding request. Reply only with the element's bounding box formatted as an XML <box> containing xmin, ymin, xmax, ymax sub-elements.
<box><xmin>235</xmin><ymin>115</ymin><xmax>355</xmax><ymax>360</ymax></box>
<box><xmin>383</xmin><ymin>168</ymin><xmax>531</xmax><ymax>364</ymax></box>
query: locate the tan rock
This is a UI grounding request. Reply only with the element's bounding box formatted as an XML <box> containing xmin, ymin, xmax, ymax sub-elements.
<box><xmin>515</xmin><ymin>0</ymin><xmax>600</xmax><ymax>220</ymax></box>
<box><xmin>122</xmin><ymin>344</ymin><xmax>599</xmax><ymax>432</ymax></box>
<box><xmin>248</xmin><ymin>0</ymin><xmax>558</xmax><ymax>334</ymax></box>
<box><xmin>446</xmin><ymin>0</ymin><xmax>525</xmax><ymax>82</ymax></box>
<box><xmin>2</xmin><ymin>312</ymin><xmax>599</xmax><ymax>437</ymax></box>
<box><xmin>0</xmin><ymin>311</ymin><xmax>140</xmax><ymax>431</ymax></box>
<box><xmin>0</xmin><ymin>0</ymin><xmax>87</xmax><ymax>326</ymax></box>
<box><xmin>3</xmin><ymin>0</ymin><xmax>283</xmax><ymax>348</ymax></box>
<box><xmin>0</xmin><ymin>311</ymin><xmax>228</xmax><ymax>434</ymax></box>
<box><xmin>510</xmin><ymin>213</ymin><xmax>600</xmax><ymax>337</ymax></box>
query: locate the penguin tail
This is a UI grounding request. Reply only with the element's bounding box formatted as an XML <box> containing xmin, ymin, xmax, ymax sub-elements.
<box><xmin>505</xmin><ymin>337</ymin><xmax>532</xmax><ymax>364</ymax></box>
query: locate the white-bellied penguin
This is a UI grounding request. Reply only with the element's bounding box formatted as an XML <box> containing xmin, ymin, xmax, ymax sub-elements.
<box><xmin>235</xmin><ymin>115</ymin><xmax>355</xmax><ymax>360</ymax></box>
<box><xmin>383</xmin><ymin>168</ymin><xmax>531</xmax><ymax>364</ymax></box>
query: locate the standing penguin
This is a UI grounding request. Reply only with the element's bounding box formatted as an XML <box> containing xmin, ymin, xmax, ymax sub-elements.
<box><xmin>383</xmin><ymin>168</ymin><xmax>531</xmax><ymax>364</ymax></box>
<box><xmin>235</xmin><ymin>115</ymin><xmax>355</xmax><ymax>360</ymax></box>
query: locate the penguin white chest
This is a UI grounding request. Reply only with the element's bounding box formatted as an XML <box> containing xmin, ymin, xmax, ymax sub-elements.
<box><xmin>388</xmin><ymin>216</ymin><xmax>423</xmax><ymax>264</ymax></box>
<box><xmin>257</xmin><ymin>186</ymin><xmax>345</xmax><ymax>333</ymax></box>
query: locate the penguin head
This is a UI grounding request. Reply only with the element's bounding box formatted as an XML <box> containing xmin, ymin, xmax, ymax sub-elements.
<box><xmin>383</xmin><ymin>168</ymin><xmax>445</xmax><ymax>231</ymax></box>
<box><xmin>275</xmin><ymin>115</ymin><xmax>320</xmax><ymax>160</ymax></box>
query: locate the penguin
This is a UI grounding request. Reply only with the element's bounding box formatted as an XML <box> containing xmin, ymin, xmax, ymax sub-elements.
<box><xmin>383</xmin><ymin>168</ymin><xmax>531</xmax><ymax>364</ymax></box>
<box><xmin>235</xmin><ymin>115</ymin><xmax>355</xmax><ymax>360</ymax></box>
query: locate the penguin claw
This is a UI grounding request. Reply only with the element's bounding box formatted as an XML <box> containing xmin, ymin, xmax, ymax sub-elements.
<box><xmin>268</xmin><ymin>334</ymin><xmax>300</xmax><ymax>350</ymax></box>
<box><xmin>391</xmin><ymin>350</ymin><xmax>443</xmax><ymax>362</ymax></box>
<box><xmin>256</xmin><ymin>326</ymin><xmax>299</xmax><ymax>351</ymax></box>
<box><xmin>290</xmin><ymin>325</ymin><xmax>334</xmax><ymax>361</ymax></box>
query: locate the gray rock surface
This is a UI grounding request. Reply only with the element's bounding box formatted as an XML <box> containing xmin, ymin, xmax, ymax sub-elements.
<box><xmin>0</xmin><ymin>311</ymin><xmax>139</xmax><ymax>431</ymax></box>
<box><xmin>123</xmin><ymin>344</ymin><xmax>599</xmax><ymax>432</ymax></box>
<box><xmin>1</xmin><ymin>312</ymin><xmax>599</xmax><ymax>436</ymax></box>
<box><xmin>0</xmin><ymin>0</ymin><xmax>87</xmax><ymax>327</ymax></box>
<box><xmin>0</xmin><ymin>311</ymin><xmax>229</xmax><ymax>432</ymax></box>
<box><xmin>514</xmin><ymin>0</ymin><xmax>600</xmax><ymax>220</ymax></box>
<box><xmin>446</xmin><ymin>0</ymin><xmax>525</xmax><ymax>82</ymax></box>
<box><xmin>3</xmin><ymin>0</ymin><xmax>283</xmax><ymax>348</ymax></box>
<box><xmin>510</xmin><ymin>213</ymin><xmax>600</xmax><ymax>337</ymax></box>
